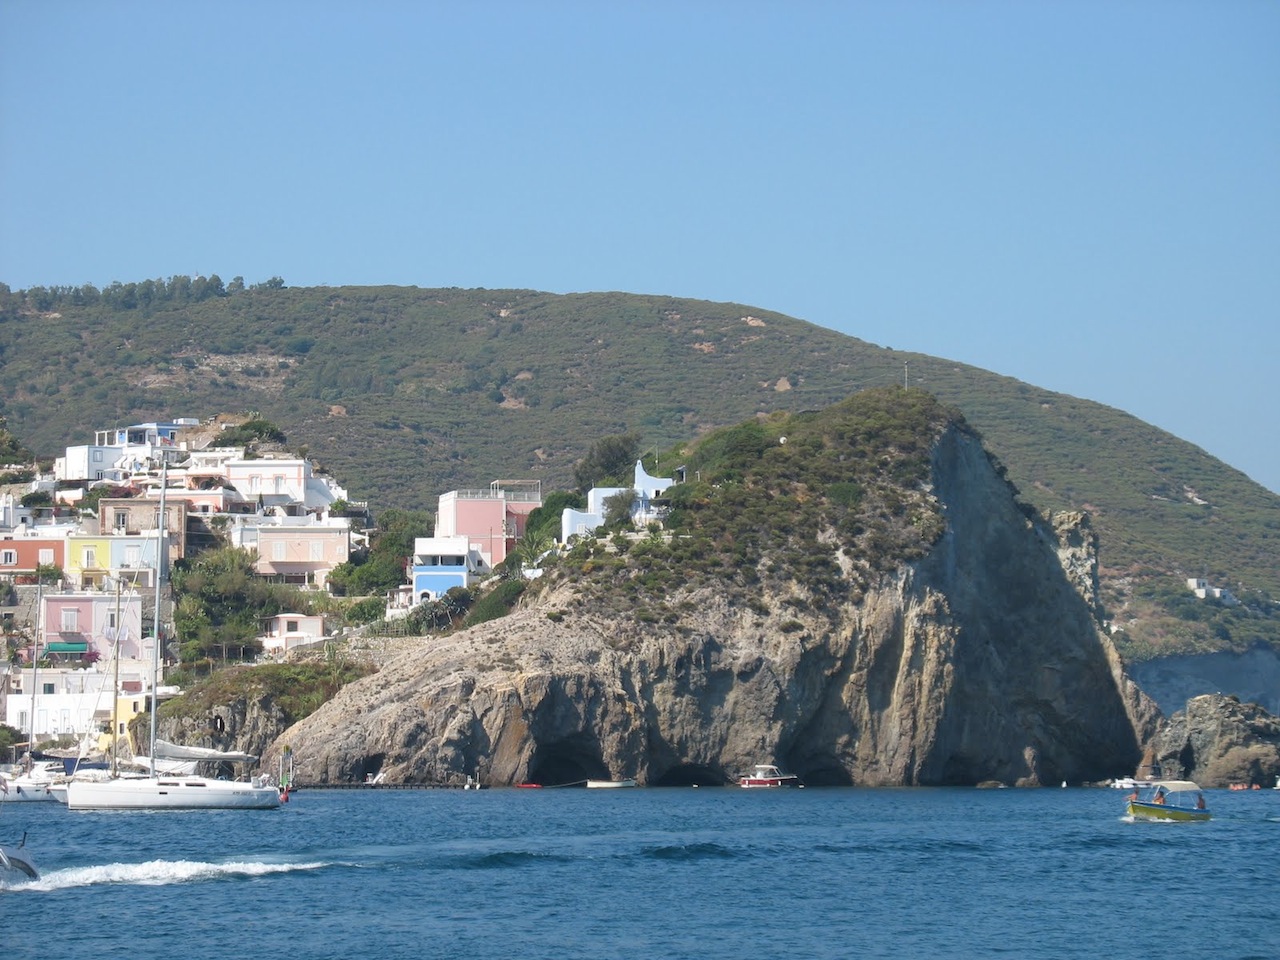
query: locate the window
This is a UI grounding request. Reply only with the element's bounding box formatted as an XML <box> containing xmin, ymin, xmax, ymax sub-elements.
<box><xmin>310</xmin><ymin>540</ymin><xmax>323</xmax><ymax>561</ymax></box>
<box><xmin>42</xmin><ymin>682</ymin><xmax>55</xmax><ymax>695</ymax></box>
<box><xmin>116</xmin><ymin>511</ymin><xmax>128</xmax><ymax>530</ymax></box>
<box><xmin>38</xmin><ymin>549</ymin><xmax>53</xmax><ymax>565</ymax></box>
<box><xmin>0</xmin><ymin>550</ymin><xmax>15</xmax><ymax>566</ymax></box>
<box><xmin>61</xmin><ymin>608</ymin><xmax>79</xmax><ymax>632</ymax></box>
<box><xmin>83</xmin><ymin>547</ymin><xmax>97</xmax><ymax>568</ymax></box>
<box><xmin>287</xmin><ymin>620</ymin><xmax>299</xmax><ymax>632</ymax></box>
<box><xmin>92</xmin><ymin>450</ymin><xmax>103</xmax><ymax>462</ymax></box>
<box><xmin>125</xmin><ymin>545</ymin><xmax>141</xmax><ymax>567</ymax></box>
<box><xmin>108</xmin><ymin>610</ymin><xmax>117</xmax><ymax>630</ymax></box>
<box><xmin>273</xmin><ymin>542</ymin><xmax>286</xmax><ymax>561</ymax></box>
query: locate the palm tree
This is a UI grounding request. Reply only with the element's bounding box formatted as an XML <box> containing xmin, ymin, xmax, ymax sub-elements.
<box><xmin>515</xmin><ymin>530</ymin><xmax>554</xmax><ymax>571</ymax></box>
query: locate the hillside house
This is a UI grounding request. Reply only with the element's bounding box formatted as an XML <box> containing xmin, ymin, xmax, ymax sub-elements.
<box><xmin>0</xmin><ymin>533</ymin><xmax>65</xmax><ymax>581</ymax></box>
<box><xmin>436</xmin><ymin>480</ymin><xmax>542</xmax><ymax>568</ymax></box>
<box><xmin>561</xmin><ymin>460</ymin><xmax>678</xmax><ymax>542</ymax></box>
<box><xmin>259</xmin><ymin>612</ymin><xmax>327</xmax><ymax>657</ymax></box>
<box><xmin>1186</xmin><ymin>577</ymin><xmax>1238</xmax><ymax>605</ymax></box>
<box><xmin>34</xmin><ymin>586</ymin><xmax>147</xmax><ymax>663</ymax></box>
<box><xmin>231</xmin><ymin>517</ymin><xmax>351</xmax><ymax>588</ymax></box>
<box><xmin>409</xmin><ymin>535</ymin><xmax>489</xmax><ymax>603</ymax></box>
<box><xmin>3</xmin><ymin>659</ymin><xmax>152</xmax><ymax>746</ymax></box>
<box><xmin>223</xmin><ymin>457</ymin><xmax>349</xmax><ymax>512</ymax></box>
<box><xmin>55</xmin><ymin>419</ymin><xmax>197</xmax><ymax>482</ymax></box>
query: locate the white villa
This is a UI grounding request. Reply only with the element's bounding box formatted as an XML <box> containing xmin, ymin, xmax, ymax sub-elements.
<box><xmin>561</xmin><ymin>460</ymin><xmax>679</xmax><ymax>543</ymax></box>
<box><xmin>1186</xmin><ymin>578</ymin><xmax>1238</xmax><ymax>605</ymax></box>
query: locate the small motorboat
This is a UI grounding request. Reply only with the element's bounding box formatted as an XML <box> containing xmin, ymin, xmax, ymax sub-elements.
<box><xmin>1125</xmin><ymin>780</ymin><xmax>1210</xmax><ymax>822</ymax></box>
<box><xmin>0</xmin><ymin>832</ymin><xmax>39</xmax><ymax>882</ymax></box>
<box><xmin>738</xmin><ymin>764</ymin><xmax>802</xmax><ymax>788</ymax></box>
<box><xmin>585</xmin><ymin>778</ymin><xmax>637</xmax><ymax>789</ymax></box>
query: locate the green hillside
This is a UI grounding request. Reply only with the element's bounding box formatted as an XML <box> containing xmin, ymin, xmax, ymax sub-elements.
<box><xmin>2</xmin><ymin>279</ymin><xmax>1277</xmax><ymax>658</ymax></box>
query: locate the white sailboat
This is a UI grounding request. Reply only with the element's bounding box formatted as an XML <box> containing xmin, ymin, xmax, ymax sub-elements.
<box><xmin>1</xmin><ymin>583</ymin><xmax>58</xmax><ymax>804</ymax></box>
<box><xmin>65</xmin><ymin>462</ymin><xmax>280</xmax><ymax>811</ymax></box>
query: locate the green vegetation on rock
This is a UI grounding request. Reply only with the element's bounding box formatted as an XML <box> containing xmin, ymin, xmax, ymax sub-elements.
<box><xmin>2</xmin><ymin>280</ymin><xmax>1276</xmax><ymax>661</ymax></box>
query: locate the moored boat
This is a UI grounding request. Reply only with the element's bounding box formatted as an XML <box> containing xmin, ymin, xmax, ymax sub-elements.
<box><xmin>0</xmin><ymin>761</ymin><xmax>61</xmax><ymax>803</ymax></box>
<box><xmin>586</xmin><ymin>778</ymin><xmax>637</xmax><ymax>789</ymax></box>
<box><xmin>66</xmin><ymin>740</ymin><xmax>280</xmax><ymax>810</ymax></box>
<box><xmin>738</xmin><ymin>764</ymin><xmax>801</xmax><ymax>788</ymax></box>
<box><xmin>1124</xmin><ymin>780</ymin><xmax>1210</xmax><ymax>822</ymax></box>
<box><xmin>64</xmin><ymin>465</ymin><xmax>279</xmax><ymax>812</ymax></box>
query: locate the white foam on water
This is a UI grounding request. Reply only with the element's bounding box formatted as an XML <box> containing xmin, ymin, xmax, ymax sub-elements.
<box><xmin>3</xmin><ymin>858</ymin><xmax>329</xmax><ymax>892</ymax></box>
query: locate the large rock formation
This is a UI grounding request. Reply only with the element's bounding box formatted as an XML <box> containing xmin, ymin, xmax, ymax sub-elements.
<box><xmin>1149</xmin><ymin>693</ymin><xmax>1280</xmax><ymax>786</ymax></box>
<box><xmin>266</xmin><ymin>425</ymin><xmax>1162</xmax><ymax>787</ymax></box>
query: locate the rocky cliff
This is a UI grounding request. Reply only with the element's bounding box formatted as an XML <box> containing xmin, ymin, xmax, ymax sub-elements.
<box><xmin>1148</xmin><ymin>693</ymin><xmax>1280</xmax><ymax>786</ymax></box>
<box><xmin>265</xmin><ymin>422</ymin><xmax>1163</xmax><ymax>787</ymax></box>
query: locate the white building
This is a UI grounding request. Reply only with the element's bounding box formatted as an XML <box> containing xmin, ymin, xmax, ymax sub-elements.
<box><xmin>259</xmin><ymin>613</ymin><xmax>327</xmax><ymax>657</ymax></box>
<box><xmin>54</xmin><ymin>419</ymin><xmax>197</xmax><ymax>482</ymax></box>
<box><xmin>561</xmin><ymin>460</ymin><xmax>679</xmax><ymax>542</ymax></box>
<box><xmin>1186</xmin><ymin>578</ymin><xmax>1238</xmax><ymax>605</ymax></box>
<box><xmin>224</xmin><ymin>457</ymin><xmax>348</xmax><ymax>512</ymax></box>
<box><xmin>3</xmin><ymin>660</ymin><xmax>152</xmax><ymax>745</ymax></box>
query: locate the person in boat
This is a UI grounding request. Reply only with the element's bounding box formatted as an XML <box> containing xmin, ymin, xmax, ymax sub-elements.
<box><xmin>1196</xmin><ymin>793</ymin><xmax>1205</xmax><ymax>809</ymax></box>
<box><xmin>1127</xmin><ymin>788</ymin><xmax>1139</xmax><ymax>802</ymax></box>
<box><xmin>1154</xmin><ymin>787</ymin><xmax>1166</xmax><ymax>804</ymax></box>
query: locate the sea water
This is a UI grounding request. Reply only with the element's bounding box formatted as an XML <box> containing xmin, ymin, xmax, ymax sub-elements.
<box><xmin>3</xmin><ymin>786</ymin><xmax>1277</xmax><ymax>960</ymax></box>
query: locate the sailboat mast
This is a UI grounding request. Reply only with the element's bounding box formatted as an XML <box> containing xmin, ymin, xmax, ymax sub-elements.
<box><xmin>27</xmin><ymin>580</ymin><xmax>42</xmax><ymax>772</ymax></box>
<box><xmin>111</xmin><ymin>577</ymin><xmax>122</xmax><ymax>778</ymax></box>
<box><xmin>149</xmin><ymin>459</ymin><xmax>168</xmax><ymax>778</ymax></box>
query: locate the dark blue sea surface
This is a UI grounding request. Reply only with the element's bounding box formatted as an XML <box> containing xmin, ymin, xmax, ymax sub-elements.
<box><xmin>4</xmin><ymin>785</ymin><xmax>1278</xmax><ymax>959</ymax></box>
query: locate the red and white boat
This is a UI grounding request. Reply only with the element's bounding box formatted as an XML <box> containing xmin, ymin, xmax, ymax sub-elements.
<box><xmin>738</xmin><ymin>764</ymin><xmax>801</xmax><ymax>788</ymax></box>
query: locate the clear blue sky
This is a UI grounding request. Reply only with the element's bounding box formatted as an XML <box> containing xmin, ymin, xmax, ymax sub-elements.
<box><xmin>3</xmin><ymin>1</ymin><xmax>1277</xmax><ymax>493</ymax></box>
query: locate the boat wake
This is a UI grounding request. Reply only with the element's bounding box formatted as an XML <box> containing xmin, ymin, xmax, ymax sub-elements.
<box><xmin>3</xmin><ymin>858</ymin><xmax>329</xmax><ymax>892</ymax></box>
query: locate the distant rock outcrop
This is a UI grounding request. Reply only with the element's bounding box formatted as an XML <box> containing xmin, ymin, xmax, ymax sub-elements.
<box><xmin>1129</xmin><ymin>645</ymin><xmax>1280</xmax><ymax>717</ymax></box>
<box><xmin>1149</xmin><ymin>693</ymin><xmax>1280</xmax><ymax>787</ymax></box>
<box><xmin>266</xmin><ymin>423</ymin><xmax>1162</xmax><ymax>788</ymax></box>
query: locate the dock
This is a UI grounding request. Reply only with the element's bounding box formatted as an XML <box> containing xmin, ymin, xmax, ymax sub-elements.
<box><xmin>296</xmin><ymin>781</ymin><xmax>477</xmax><ymax>790</ymax></box>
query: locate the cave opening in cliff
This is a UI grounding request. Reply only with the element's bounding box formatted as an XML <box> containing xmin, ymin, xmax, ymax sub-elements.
<box><xmin>527</xmin><ymin>736</ymin><xmax>609</xmax><ymax>786</ymax></box>
<box><xmin>650</xmin><ymin>764</ymin><xmax>726</xmax><ymax>787</ymax></box>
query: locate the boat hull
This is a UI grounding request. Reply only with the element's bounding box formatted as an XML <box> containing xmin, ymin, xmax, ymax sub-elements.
<box><xmin>0</xmin><ymin>777</ymin><xmax>56</xmax><ymax>802</ymax></box>
<box><xmin>1126</xmin><ymin>801</ymin><xmax>1210</xmax><ymax>822</ymax></box>
<box><xmin>66</xmin><ymin>776</ymin><xmax>281</xmax><ymax>810</ymax></box>
<box><xmin>586</xmin><ymin>779</ymin><xmax>637</xmax><ymax>789</ymax></box>
<box><xmin>739</xmin><ymin>776</ymin><xmax>801</xmax><ymax>788</ymax></box>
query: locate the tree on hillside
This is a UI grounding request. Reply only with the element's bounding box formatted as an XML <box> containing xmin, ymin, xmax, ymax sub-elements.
<box><xmin>169</xmin><ymin>546</ymin><xmax>311</xmax><ymax>664</ymax></box>
<box><xmin>218</xmin><ymin>418</ymin><xmax>286</xmax><ymax>448</ymax></box>
<box><xmin>327</xmin><ymin>508</ymin><xmax>431</xmax><ymax>597</ymax></box>
<box><xmin>602</xmin><ymin>489</ymin><xmax>636</xmax><ymax>530</ymax></box>
<box><xmin>522</xmin><ymin>490</ymin><xmax>585</xmax><ymax>545</ymax></box>
<box><xmin>0</xmin><ymin>417</ymin><xmax>33</xmax><ymax>464</ymax></box>
<box><xmin>573</xmin><ymin>432</ymin><xmax>641</xmax><ymax>492</ymax></box>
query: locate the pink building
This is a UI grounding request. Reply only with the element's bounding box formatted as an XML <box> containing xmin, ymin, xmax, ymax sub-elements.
<box><xmin>253</xmin><ymin>523</ymin><xmax>350</xmax><ymax>588</ymax></box>
<box><xmin>436</xmin><ymin>481</ymin><xmax>542</xmax><ymax>567</ymax></box>
<box><xmin>39</xmin><ymin>588</ymin><xmax>145</xmax><ymax>661</ymax></box>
